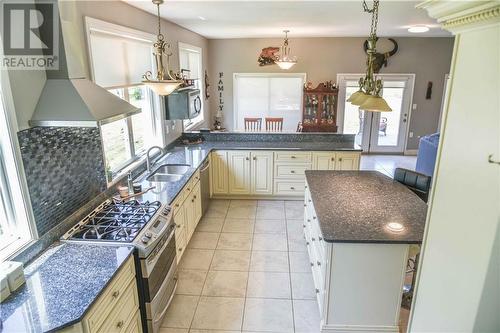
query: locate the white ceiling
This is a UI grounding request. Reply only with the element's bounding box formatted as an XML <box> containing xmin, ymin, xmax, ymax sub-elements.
<box><xmin>123</xmin><ymin>0</ymin><xmax>451</xmax><ymax>39</ymax></box>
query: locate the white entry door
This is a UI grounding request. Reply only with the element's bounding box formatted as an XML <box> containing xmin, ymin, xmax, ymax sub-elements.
<box><xmin>338</xmin><ymin>74</ymin><xmax>415</xmax><ymax>153</ymax></box>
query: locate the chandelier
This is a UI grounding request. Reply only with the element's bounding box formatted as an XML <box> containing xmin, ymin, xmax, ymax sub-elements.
<box><xmin>142</xmin><ymin>0</ymin><xmax>183</xmax><ymax>96</ymax></box>
<box><xmin>275</xmin><ymin>30</ymin><xmax>298</xmax><ymax>70</ymax></box>
<box><xmin>347</xmin><ymin>0</ymin><xmax>392</xmax><ymax>112</ymax></box>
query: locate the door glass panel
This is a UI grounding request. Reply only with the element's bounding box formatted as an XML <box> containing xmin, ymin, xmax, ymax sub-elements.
<box><xmin>343</xmin><ymin>84</ymin><xmax>364</xmax><ymax>147</ymax></box>
<box><xmin>376</xmin><ymin>86</ymin><xmax>405</xmax><ymax>147</ymax></box>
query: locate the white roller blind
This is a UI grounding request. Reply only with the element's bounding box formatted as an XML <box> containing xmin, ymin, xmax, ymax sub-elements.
<box><xmin>88</xmin><ymin>30</ymin><xmax>153</xmax><ymax>88</ymax></box>
<box><xmin>234</xmin><ymin>74</ymin><xmax>304</xmax><ymax>131</ymax></box>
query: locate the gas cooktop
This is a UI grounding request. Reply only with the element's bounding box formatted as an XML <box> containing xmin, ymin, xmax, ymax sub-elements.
<box><xmin>67</xmin><ymin>199</ymin><xmax>162</xmax><ymax>242</ymax></box>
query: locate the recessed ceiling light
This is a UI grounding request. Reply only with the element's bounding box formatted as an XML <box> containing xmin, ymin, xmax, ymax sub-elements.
<box><xmin>198</xmin><ymin>16</ymin><xmax>207</xmax><ymax>21</ymax></box>
<box><xmin>408</xmin><ymin>26</ymin><xmax>430</xmax><ymax>33</ymax></box>
<box><xmin>386</xmin><ymin>222</ymin><xmax>405</xmax><ymax>233</ymax></box>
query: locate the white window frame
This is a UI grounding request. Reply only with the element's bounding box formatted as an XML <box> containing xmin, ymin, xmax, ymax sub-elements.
<box><xmin>337</xmin><ymin>73</ymin><xmax>415</xmax><ymax>153</ymax></box>
<box><xmin>0</xmin><ymin>45</ymin><xmax>37</xmax><ymax>260</ymax></box>
<box><xmin>233</xmin><ymin>73</ymin><xmax>306</xmax><ymax>131</ymax></box>
<box><xmin>85</xmin><ymin>17</ymin><xmax>164</xmax><ymax>180</ymax></box>
<box><xmin>178</xmin><ymin>42</ymin><xmax>204</xmax><ymax>130</ymax></box>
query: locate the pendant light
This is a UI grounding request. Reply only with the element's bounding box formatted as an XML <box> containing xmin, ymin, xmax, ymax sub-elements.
<box><xmin>347</xmin><ymin>0</ymin><xmax>392</xmax><ymax>112</ymax></box>
<box><xmin>275</xmin><ymin>30</ymin><xmax>298</xmax><ymax>70</ymax></box>
<box><xmin>142</xmin><ymin>0</ymin><xmax>183</xmax><ymax>96</ymax></box>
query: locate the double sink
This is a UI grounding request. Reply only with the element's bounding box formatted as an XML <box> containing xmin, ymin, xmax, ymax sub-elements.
<box><xmin>147</xmin><ymin>164</ymin><xmax>190</xmax><ymax>182</ymax></box>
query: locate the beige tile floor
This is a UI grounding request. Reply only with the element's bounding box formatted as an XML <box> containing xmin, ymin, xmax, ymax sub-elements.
<box><xmin>160</xmin><ymin>199</ymin><xmax>320</xmax><ymax>333</ymax></box>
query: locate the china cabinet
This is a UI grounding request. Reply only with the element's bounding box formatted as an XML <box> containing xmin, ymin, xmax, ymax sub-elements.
<box><xmin>302</xmin><ymin>82</ymin><xmax>338</xmax><ymax>132</ymax></box>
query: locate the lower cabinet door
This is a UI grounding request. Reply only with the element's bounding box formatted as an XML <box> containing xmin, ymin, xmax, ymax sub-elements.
<box><xmin>228</xmin><ymin>151</ymin><xmax>251</xmax><ymax>195</ymax></box>
<box><xmin>313</xmin><ymin>152</ymin><xmax>336</xmax><ymax>170</ymax></box>
<box><xmin>211</xmin><ymin>151</ymin><xmax>229</xmax><ymax>195</ymax></box>
<box><xmin>336</xmin><ymin>153</ymin><xmax>360</xmax><ymax>170</ymax></box>
<box><xmin>251</xmin><ymin>151</ymin><xmax>273</xmax><ymax>195</ymax></box>
<box><xmin>194</xmin><ymin>181</ymin><xmax>202</xmax><ymax>225</ymax></box>
<box><xmin>184</xmin><ymin>194</ymin><xmax>196</xmax><ymax>241</ymax></box>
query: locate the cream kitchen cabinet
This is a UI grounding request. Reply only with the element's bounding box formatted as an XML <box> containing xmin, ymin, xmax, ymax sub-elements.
<box><xmin>211</xmin><ymin>150</ymin><xmax>360</xmax><ymax>198</ymax></box>
<box><xmin>312</xmin><ymin>152</ymin><xmax>336</xmax><ymax>170</ymax></box>
<box><xmin>312</xmin><ymin>152</ymin><xmax>360</xmax><ymax>171</ymax></box>
<box><xmin>335</xmin><ymin>152</ymin><xmax>360</xmax><ymax>170</ymax></box>
<box><xmin>228</xmin><ymin>151</ymin><xmax>252</xmax><ymax>195</ymax></box>
<box><xmin>172</xmin><ymin>170</ymin><xmax>202</xmax><ymax>262</ymax></box>
<box><xmin>250</xmin><ymin>151</ymin><xmax>274</xmax><ymax>195</ymax></box>
<box><xmin>210</xmin><ymin>150</ymin><xmax>229</xmax><ymax>195</ymax></box>
<box><xmin>58</xmin><ymin>256</ymin><xmax>141</xmax><ymax>333</ymax></box>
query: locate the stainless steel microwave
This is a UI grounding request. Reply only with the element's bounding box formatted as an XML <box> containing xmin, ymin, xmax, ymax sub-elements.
<box><xmin>164</xmin><ymin>88</ymin><xmax>201</xmax><ymax>120</ymax></box>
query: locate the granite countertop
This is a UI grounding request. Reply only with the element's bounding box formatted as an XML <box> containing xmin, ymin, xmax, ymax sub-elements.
<box><xmin>305</xmin><ymin>170</ymin><xmax>427</xmax><ymax>244</ymax></box>
<box><xmin>0</xmin><ymin>243</ymin><xmax>134</xmax><ymax>332</ymax></box>
<box><xmin>133</xmin><ymin>140</ymin><xmax>361</xmax><ymax>207</ymax></box>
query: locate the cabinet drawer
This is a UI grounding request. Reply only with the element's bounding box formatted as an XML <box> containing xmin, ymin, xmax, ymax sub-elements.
<box><xmin>124</xmin><ymin>309</ymin><xmax>142</xmax><ymax>333</ymax></box>
<box><xmin>274</xmin><ymin>180</ymin><xmax>306</xmax><ymax>196</ymax></box>
<box><xmin>274</xmin><ymin>163</ymin><xmax>311</xmax><ymax>178</ymax></box>
<box><xmin>275</xmin><ymin>151</ymin><xmax>312</xmax><ymax>163</ymax></box>
<box><xmin>85</xmin><ymin>256</ymin><xmax>135</xmax><ymax>332</ymax></box>
<box><xmin>182</xmin><ymin>178</ymin><xmax>195</xmax><ymax>201</ymax></box>
<box><xmin>172</xmin><ymin>195</ymin><xmax>184</xmax><ymax>216</ymax></box>
<box><xmin>97</xmin><ymin>280</ymin><xmax>140</xmax><ymax>333</ymax></box>
<box><xmin>192</xmin><ymin>169</ymin><xmax>201</xmax><ymax>184</ymax></box>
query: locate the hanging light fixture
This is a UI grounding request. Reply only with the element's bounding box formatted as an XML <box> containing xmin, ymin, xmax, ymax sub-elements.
<box><xmin>347</xmin><ymin>0</ymin><xmax>392</xmax><ymax>112</ymax></box>
<box><xmin>142</xmin><ymin>0</ymin><xmax>183</xmax><ymax>96</ymax></box>
<box><xmin>275</xmin><ymin>30</ymin><xmax>298</xmax><ymax>70</ymax></box>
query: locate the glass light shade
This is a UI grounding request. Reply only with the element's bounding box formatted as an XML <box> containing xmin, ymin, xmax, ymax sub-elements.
<box><xmin>359</xmin><ymin>95</ymin><xmax>392</xmax><ymax>112</ymax></box>
<box><xmin>275</xmin><ymin>60</ymin><xmax>297</xmax><ymax>70</ymax></box>
<box><xmin>143</xmin><ymin>80</ymin><xmax>183</xmax><ymax>96</ymax></box>
<box><xmin>347</xmin><ymin>90</ymin><xmax>365</xmax><ymax>103</ymax></box>
<box><xmin>350</xmin><ymin>92</ymin><xmax>370</xmax><ymax>106</ymax></box>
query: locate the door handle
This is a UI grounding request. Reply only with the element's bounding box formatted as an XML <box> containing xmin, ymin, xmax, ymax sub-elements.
<box><xmin>488</xmin><ymin>154</ymin><xmax>500</xmax><ymax>165</ymax></box>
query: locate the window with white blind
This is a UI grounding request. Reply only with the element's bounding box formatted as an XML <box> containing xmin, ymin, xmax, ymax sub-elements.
<box><xmin>179</xmin><ymin>42</ymin><xmax>204</xmax><ymax>129</ymax></box>
<box><xmin>86</xmin><ymin>17</ymin><xmax>162</xmax><ymax>179</ymax></box>
<box><xmin>233</xmin><ymin>73</ymin><xmax>305</xmax><ymax>131</ymax></box>
<box><xmin>0</xmin><ymin>79</ymin><xmax>35</xmax><ymax>260</ymax></box>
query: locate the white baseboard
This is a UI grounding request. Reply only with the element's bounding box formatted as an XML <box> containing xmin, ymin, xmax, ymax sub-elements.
<box><xmin>404</xmin><ymin>149</ymin><xmax>418</xmax><ymax>156</ymax></box>
<box><xmin>322</xmin><ymin>324</ymin><xmax>399</xmax><ymax>333</ymax></box>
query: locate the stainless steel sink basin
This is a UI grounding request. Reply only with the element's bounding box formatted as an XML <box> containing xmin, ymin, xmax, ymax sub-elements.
<box><xmin>147</xmin><ymin>174</ymin><xmax>183</xmax><ymax>182</ymax></box>
<box><xmin>154</xmin><ymin>164</ymin><xmax>190</xmax><ymax>175</ymax></box>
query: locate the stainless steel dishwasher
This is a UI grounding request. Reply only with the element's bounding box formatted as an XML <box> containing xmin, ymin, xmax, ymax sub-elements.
<box><xmin>200</xmin><ymin>159</ymin><xmax>210</xmax><ymax>214</ymax></box>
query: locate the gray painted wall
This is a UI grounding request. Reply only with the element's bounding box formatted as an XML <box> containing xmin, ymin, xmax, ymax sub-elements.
<box><xmin>207</xmin><ymin>37</ymin><xmax>454</xmax><ymax>149</ymax></box>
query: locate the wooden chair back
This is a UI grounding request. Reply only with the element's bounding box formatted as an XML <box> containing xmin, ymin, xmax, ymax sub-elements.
<box><xmin>244</xmin><ymin>118</ymin><xmax>262</xmax><ymax>131</ymax></box>
<box><xmin>265</xmin><ymin>117</ymin><xmax>283</xmax><ymax>132</ymax></box>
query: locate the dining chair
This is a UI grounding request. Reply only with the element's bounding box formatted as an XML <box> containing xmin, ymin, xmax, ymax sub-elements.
<box><xmin>265</xmin><ymin>117</ymin><xmax>283</xmax><ymax>132</ymax></box>
<box><xmin>244</xmin><ymin>118</ymin><xmax>262</xmax><ymax>131</ymax></box>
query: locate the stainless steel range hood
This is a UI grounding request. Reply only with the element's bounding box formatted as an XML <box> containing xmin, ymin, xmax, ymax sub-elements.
<box><xmin>30</xmin><ymin>3</ymin><xmax>140</xmax><ymax>127</ymax></box>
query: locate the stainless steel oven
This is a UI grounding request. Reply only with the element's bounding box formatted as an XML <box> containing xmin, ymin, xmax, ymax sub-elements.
<box><xmin>139</xmin><ymin>222</ymin><xmax>177</xmax><ymax>333</ymax></box>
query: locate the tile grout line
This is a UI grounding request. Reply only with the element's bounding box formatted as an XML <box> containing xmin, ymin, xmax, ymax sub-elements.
<box><xmin>187</xmin><ymin>200</ymin><xmax>230</xmax><ymax>331</ymax></box>
<box><xmin>240</xmin><ymin>200</ymin><xmax>257</xmax><ymax>332</ymax></box>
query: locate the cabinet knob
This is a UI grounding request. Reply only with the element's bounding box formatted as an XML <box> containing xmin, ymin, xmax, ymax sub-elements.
<box><xmin>246</xmin><ymin>157</ymin><xmax>250</xmax><ymax>160</ymax></box>
<box><xmin>176</xmin><ymin>223</ymin><xmax>181</xmax><ymax>228</ymax></box>
<box><xmin>187</xmin><ymin>188</ymin><xmax>191</xmax><ymax>191</ymax></box>
<box><xmin>290</xmin><ymin>187</ymin><xmax>295</xmax><ymax>190</ymax></box>
<box><xmin>310</xmin><ymin>262</ymin><xmax>314</xmax><ymax>267</ymax></box>
<box><xmin>316</xmin><ymin>288</ymin><xmax>320</xmax><ymax>294</ymax></box>
<box><xmin>303</xmin><ymin>204</ymin><xmax>307</xmax><ymax>207</ymax></box>
<box><xmin>313</xmin><ymin>216</ymin><xmax>317</xmax><ymax>220</ymax></box>
<box><xmin>290</xmin><ymin>170</ymin><xmax>295</xmax><ymax>174</ymax></box>
<box><xmin>116</xmin><ymin>320</ymin><xmax>124</xmax><ymax>328</ymax></box>
<box><xmin>306</xmin><ymin>242</ymin><xmax>310</xmax><ymax>245</ymax></box>
<box><xmin>178</xmin><ymin>247</ymin><xmax>183</xmax><ymax>252</ymax></box>
<box><xmin>338</xmin><ymin>158</ymin><xmax>343</xmax><ymax>162</ymax></box>
<box><xmin>175</xmin><ymin>203</ymin><xmax>180</xmax><ymax>207</ymax></box>
<box><xmin>291</xmin><ymin>155</ymin><xmax>296</xmax><ymax>159</ymax></box>
<box><xmin>112</xmin><ymin>290</ymin><xmax>120</xmax><ymax>298</ymax></box>
<box><xmin>331</xmin><ymin>157</ymin><xmax>335</xmax><ymax>161</ymax></box>
<box><xmin>308</xmin><ymin>199</ymin><xmax>312</xmax><ymax>202</ymax></box>
<box><xmin>302</xmin><ymin>224</ymin><xmax>306</xmax><ymax>228</ymax></box>
<box><xmin>253</xmin><ymin>156</ymin><xmax>256</xmax><ymax>160</ymax></box>
<box><xmin>307</xmin><ymin>219</ymin><xmax>311</xmax><ymax>223</ymax></box>
<box><xmin>317</xmin><ymin>261</ymin><xmax>321</xmax><ymax>266</ymax></box>
<box><xmin>319</xmin><ymin>236</ymin><xmax>323</xmax><ymax>241</ymax></box>
<box><xmin>311</xmin><ymin>237</ymin><xmax>316</xmax><ymax>241</ymax></box>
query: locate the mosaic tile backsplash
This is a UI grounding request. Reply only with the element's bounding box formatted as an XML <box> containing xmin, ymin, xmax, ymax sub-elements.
<box><xmin>18</xmin><ymin>127</ymin><xmax>107</xmax><ymax>236</ymax></box>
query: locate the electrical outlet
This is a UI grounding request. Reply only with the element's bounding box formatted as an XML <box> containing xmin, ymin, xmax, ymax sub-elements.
<box><xmin>412</xmin><ymin>104</ymin><xmax>417</xmax><ymax>110</ymax></box>
<box><xmin>409</xmin><ymin>132</ymin><xmax>414</xmax><ymax>138</ymax></box>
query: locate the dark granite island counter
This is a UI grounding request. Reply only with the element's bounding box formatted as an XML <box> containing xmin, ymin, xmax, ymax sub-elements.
<box><xmin>305</xmin><ymin>170</ymin><xmax>427</xmax><ymax>244</ymax></box>
<box><xmin>303</xmin><ymin>170</ymin><xmax>427</xmax><ymax>333</ymax></box>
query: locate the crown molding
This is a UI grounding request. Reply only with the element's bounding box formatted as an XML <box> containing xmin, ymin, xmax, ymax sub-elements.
<box><xmin>417</xmin><ymin>0</ymin><xmax>500</xmax><ymax>33</ymax></box>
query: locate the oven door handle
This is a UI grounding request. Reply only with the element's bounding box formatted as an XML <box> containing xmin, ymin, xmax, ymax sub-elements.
<box><xmin>153</xmin><ymin>283</ymin><xmax>176</xmax><ymax>326</ymax></box>
<box><xmin>144</xmin><ymin>224</ymin><xmax>176</xmax><ymax>274</ymax></box>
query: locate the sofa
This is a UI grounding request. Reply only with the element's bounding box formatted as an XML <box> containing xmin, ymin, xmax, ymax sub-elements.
<box><xmin>416</xmin><ymin>133</ymin><xmax>440</xmax><ymax>177</ymax></box>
